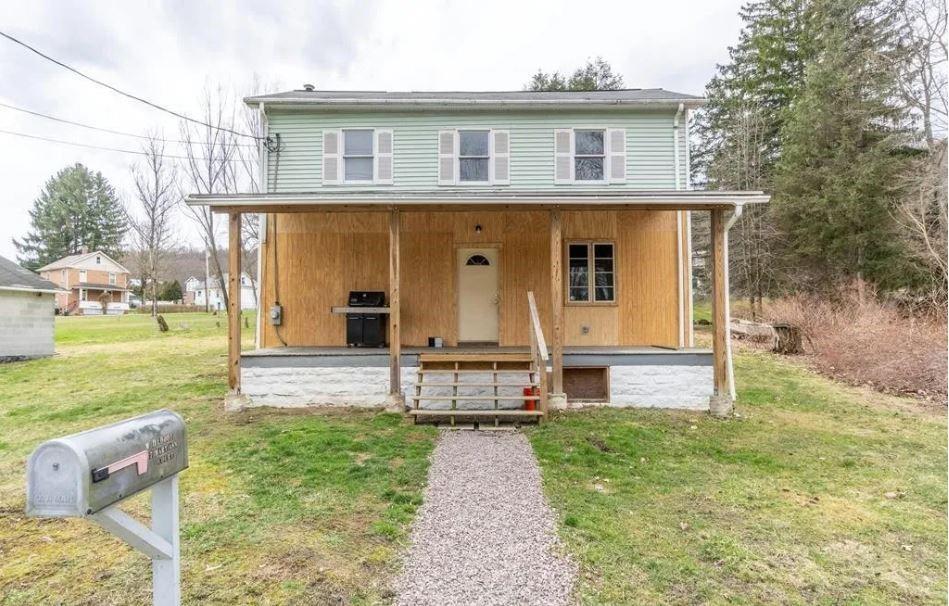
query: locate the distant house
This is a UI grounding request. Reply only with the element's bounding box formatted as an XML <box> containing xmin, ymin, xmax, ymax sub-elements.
<box><xmin>0</xmin><ymin>255</ymin><xmax>62</xmax><ymax>360</ymax></box>
<box><xmin>184</xmin><ymin>273</ymin><xmax>257</xmax><ymax>310</ymax></box>
<box><xmin>38</xmin><ymin>250</ymin><xmax>131</xmax><ymax>315</ymax></box>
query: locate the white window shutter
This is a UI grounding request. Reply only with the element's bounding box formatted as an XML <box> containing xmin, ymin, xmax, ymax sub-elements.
<box><xmin>492</xmin><ymin>130</ymin><xmax>510</xmax><ymax>185</ymax></box>
<box><xmin>607</xmin><ymin>128</ymin><xmax>626</xmax><ymax>184</ymax></box>
<box><xmin>374</xmin><ymin>129</ymin><xmax>393</xmax><ymax>184</ymax></box>
<box><xmin>554</xmin><ymin>129</ymin><xmax>573</xmax><ymax>184</ymax></box>
<box><xmin>438</xmin><ymin>130</ymin><xmax>456</xmax><ymax>185</ymax></box>
<box><xmin>322</xmin><ymin>129</ymin><xmax>341</xmax><ymax>185</ymax></box>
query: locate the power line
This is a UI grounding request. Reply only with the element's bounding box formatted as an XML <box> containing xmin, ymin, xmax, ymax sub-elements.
<box><xmin>0</xmin><ymin>101</ymin><xmax>257</xmax><ymax>147</ymax></box>
<box><xmin>0</xmin><ymin>30</ymin><xmax>261</xmax><ymax>140</ymax></box>
<box><xmin>0</xmin><ymin>128</ymin><xmax>240</xmax><ymax>162</ymax></box>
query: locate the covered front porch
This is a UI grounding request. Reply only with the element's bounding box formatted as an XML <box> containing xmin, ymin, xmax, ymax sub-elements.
<box><xmin>188</xmin><ymin>189</ymin><xmax>767</xmax><ymax>418</ymax></box>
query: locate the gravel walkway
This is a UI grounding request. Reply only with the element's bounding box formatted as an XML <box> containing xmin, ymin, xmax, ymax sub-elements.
<box><xmin>394</xmin><ymin>430</ymin><xmax>576</xmax><ymax>606</ymax></box>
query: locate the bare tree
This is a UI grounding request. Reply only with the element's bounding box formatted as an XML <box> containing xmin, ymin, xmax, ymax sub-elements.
<box><xmin>179</xmin><ymin>85</ymin><xmax>242</xmax><ymax>311</ymax></box>
<box><xmin>896</xmin><ymin>0</ymin><xmax>949</xmax><ymax>308</ymax></box>
<box><xmin>696</xmin><ymin>101</ymin><xmax>779</xmax><ymax>318</ymax></box>
<box><xmin>229</xmin><ymin>76</ymin><xmax>280</xmax><ymax>306</ymax></box>
<box><xmin>895</xmin><ymin>139</ymin><xmax>948</xmax><ymax>305</ymax></box>
<box><xmin>899</xmin><ymin>0</ymin><xmax>948</xmax><ymax>142</ymax></box>
<box><xmin>129</xmin><ymin>134</ymin><xmax>178</xmax><ymax>318</ymax></box>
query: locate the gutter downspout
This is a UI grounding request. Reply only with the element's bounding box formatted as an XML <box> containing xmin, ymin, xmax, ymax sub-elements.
<box><xmin>724</xmin><ymin>203</ymin><xmax>744</xmax><ymax>401</ymax></box>
<box><xmin>673</xmin><ymin>103</ymin><xmax>684</xmax><ymax>190</ymax></box>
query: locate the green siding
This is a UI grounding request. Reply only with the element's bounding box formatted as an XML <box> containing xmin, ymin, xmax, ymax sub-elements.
<box><xmin>265</xmin><ymin>109</ymin><xmax>689</xmax><ymax>193</ymax></box>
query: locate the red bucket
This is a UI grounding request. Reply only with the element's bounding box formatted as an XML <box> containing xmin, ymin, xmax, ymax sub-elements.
<box><xmin>523</xmin><ymin>387</ymin><xmax>537</xmax><ymax>411</ymax></box>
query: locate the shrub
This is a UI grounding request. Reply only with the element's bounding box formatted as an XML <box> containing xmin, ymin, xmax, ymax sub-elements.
<box><xmin>763</xmin><ymin>284</ymin><xmax>947</xmax><ymax>401</ymax></box>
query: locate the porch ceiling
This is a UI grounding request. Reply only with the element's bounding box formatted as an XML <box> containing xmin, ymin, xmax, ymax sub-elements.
<box><xmin>186</xmin><ymin>189</ymin><xmax>770</xmax><ymax>213</ymax></box>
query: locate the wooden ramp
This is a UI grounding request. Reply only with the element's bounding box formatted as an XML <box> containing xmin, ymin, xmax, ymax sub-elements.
<box><xmin>409</xmin><ymin>353</ymin><xmax>545</xmax><ymax>426</ymax></box>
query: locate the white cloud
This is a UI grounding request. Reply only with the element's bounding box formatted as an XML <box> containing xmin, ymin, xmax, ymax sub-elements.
<box><xmin>0</xmin><ymin>0</ymin><xmax>744</xmax><ymax>260</ymax></box>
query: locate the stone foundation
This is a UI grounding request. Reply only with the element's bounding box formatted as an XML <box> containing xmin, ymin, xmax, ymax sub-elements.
<box><xmin>608</xmin><ymin>365</ymin><xmax>713</xmax><ymax>410</ymax></box>
<box><xmin>240</xmin><ymin>361</ymin><xmax>714</xmax><ymax>411</ymax></box>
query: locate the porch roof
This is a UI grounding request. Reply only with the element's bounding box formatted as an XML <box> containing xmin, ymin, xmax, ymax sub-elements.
<box><xmin>187</xmin><ymin>189</ymin><xmax>769</xmax><ymax>213</ymax></box>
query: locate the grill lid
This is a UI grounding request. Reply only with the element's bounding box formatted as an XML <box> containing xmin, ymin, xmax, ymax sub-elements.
<box><xmin>348</xmin><ymin>291</ymin><xmax>385</xmax><ymax>307</ymax></box>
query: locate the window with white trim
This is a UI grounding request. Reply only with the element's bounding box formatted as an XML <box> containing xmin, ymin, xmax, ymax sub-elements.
<box><xmin>567</xmin><ymin>242</ymin><xmax>615</xmax><ymax>303</ymax></box>
<box><xmin>554</xmin><ymin>128</ymin><xmax>626</xmax><ymax>184</ymax></box>
<box><xmin>109</xmin><ymin>273</ymin><xmax>116</xmax><ymax>285</ymax></box>
<box><xmin>342</xmin><ymin>129</ymin><xmax>374</xmax><ymax>182</ymax></box>
<box><xmin>574</xmin><ymin>130</ymin><xmax>605</xmax><ymax>181</ymax></box>
<box><xmin>79</xmin><ymin>270</ymin><xmax>87</xmax><ymax>282</ymax></box>
<box><xmin>438</xmin><ymin>129</ymin><xmax>510</xmax><ymax>186</ymax></box>
<box><xmin>458</xmin><ymin>130</ymin><xmax>490</xmax><ymax>182</ymax></box>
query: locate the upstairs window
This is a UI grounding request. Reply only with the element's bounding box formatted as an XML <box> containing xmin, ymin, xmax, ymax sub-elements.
<box><xmin>554</xmin><ymin>128</ymin><xmax>626</xmax><ymax>184</ymax></box>
<box><xmin>322</xmin><ymin>129</ymin><xmax>393</xmax><ymax>185</ymax></box>
<box><xmin>438</xmin><ymin>129</ymin><xmax>510</xmax><ymax>186</ymax></box>
<box><xmin>96</xmin><ymin>255</ymin><xmax>101</xmax><ymax>264</ymax></box>
<box><xmin>109</xmin><ymin>273</ymin><xmax>116</xmax><ymax>285</ymax></box>
<box><xmin>343</xmin><ymin>129</ymin><xmax>374</xmax><ymax>182</ymax></box>
<box><xmin>574</xmin><ymin>130</ymin><xmax>605</xmax><ymax>181</ymax></box>
<box><xmin>79</xmin><ymin>270</ymin><xmax>87</xmax><ymax>282</ymax></box>
<box><xmin>567</xmin><ymin>242</ymin><xmax>615</xmax><ymax>303</ymax></box>
<box><xmin>458</xmin><ymin>130</ymin><xmax>490</xmax><ymax>182</ymax></box>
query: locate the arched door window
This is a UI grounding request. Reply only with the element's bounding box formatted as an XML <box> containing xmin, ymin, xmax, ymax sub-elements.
<box><xmin>465</xmin><ymin>254</ymin><xmax>491</xmax><ymax>266</ymax></box>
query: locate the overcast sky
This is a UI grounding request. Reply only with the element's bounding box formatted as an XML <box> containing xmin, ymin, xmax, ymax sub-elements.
<box><xmin>0</xmin><ymin>0</ymin><xmax>746</xmax><ymax>261</ymax></box>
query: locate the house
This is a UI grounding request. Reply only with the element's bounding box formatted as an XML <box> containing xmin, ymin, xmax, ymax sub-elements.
<box><xmin>0</xmin><ymin>255</ymin><xmax>62</xmax><ymax>360</ymax></box>
<box><xmin>38</xmin><ymin>250</ymin><xmax>131</xmax><ymax>315</ymax></box>
<box><xmin>184</xmin><ymin>273</ymin><xmax>257</xmax><ymax>310</ymax></box>
<box><xmin>186</xmin><ymin>88</ymin><xmax>768</xmax><ymax>419</ymax></box>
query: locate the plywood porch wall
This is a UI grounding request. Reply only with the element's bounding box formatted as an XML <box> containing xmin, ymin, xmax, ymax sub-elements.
<box><xmin>259</xmin><ymin>210</ymin><xmax>686</xmax><ymax>349</ymax></box>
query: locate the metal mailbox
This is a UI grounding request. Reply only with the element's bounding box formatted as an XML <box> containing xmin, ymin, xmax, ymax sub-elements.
<box><xmin>26</xmin><ymin>409</ymin><xmax>188</xmax><ymax>605</ymax></box>
<box><xmin>27</xmin><ymin>409</ymin><xmax>188</xmax><ymax>517</ymax></box>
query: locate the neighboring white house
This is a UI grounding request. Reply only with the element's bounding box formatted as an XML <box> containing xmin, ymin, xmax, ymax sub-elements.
<box><xmin>0</xmin><ymin>255</ymin><xmax>63</xmax><ymax>360</ymax></box>
<box><xmin>184</xmin><ymin>273</ymin><xmax>257</xmax><ymax>310</ymax></box>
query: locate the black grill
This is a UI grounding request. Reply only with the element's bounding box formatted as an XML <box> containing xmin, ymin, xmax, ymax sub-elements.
<box><xmin>346</xmin><ymin>291</ymin><xmax>387</xmax><ymax>347</ymax></box>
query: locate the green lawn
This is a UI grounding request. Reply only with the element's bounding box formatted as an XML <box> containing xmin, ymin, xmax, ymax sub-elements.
<box><xmin>0</xmin><ymin>313</ymin><xmax>437</xmax><ymax>605</ymax></box>
<box><xmin>528</xmin><ymin>351</ymin><xmax>947</xmax><ymax>605</ymax></box>
<box><xmin>1</xmin><ymin>313</ymin><xmax>945</xmax><ymax>605</ymax></box>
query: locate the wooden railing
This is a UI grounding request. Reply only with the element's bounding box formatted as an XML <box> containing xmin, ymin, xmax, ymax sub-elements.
<box><xmin>527</xmin><ymin>291</ymin><xmax>550</xmax><ymax>417</ymax></box>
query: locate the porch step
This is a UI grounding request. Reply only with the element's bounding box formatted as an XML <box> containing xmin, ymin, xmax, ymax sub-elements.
<box><xmin>417</xmin><ymin>382</ymin><xmax>539</xmax><ymax>388</ymax></box>
<box><xmin>417</xmin><ymin>369</ymin><xmax>535</xmax><ymax>375</ymax></box>
<box><xmin>411</xmin><ymin>350</ymin><xmax>546</xmax><ymax>425</ymax></box>
<box><xmin>412</xmin><ymin>395</ymin><xmax>540</xmax><ymax>402</ymax></box>
<box><xmin>418</xmin><ymin>353</ymin><xmax>533</xmax><ymax>363</ymax></box>
<box><xmin>408</xmin><ymin>409</ymin><xmax>544</xmax><ymax>418</ymax></box>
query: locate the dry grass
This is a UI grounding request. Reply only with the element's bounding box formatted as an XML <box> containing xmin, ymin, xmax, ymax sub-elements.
<box><xmin>761</xmin><ymin>288</ymin><xmax>947</xmax><ymax>401</ymax></box>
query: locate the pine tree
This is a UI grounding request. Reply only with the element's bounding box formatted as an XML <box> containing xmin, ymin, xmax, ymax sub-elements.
<box><xmin>774</xmin><ymin>0</ymin><xmax>914</xmax><ymax>290</ymax></box>
<box><xmin>692</xmin><ymin>0</ymin><xmax>808</xmax><ymax>311</ymax></box>
<box><xmin>14</xmin><ymin>164</ymin><xmax>126</xmax><ymax>269</ymax></box>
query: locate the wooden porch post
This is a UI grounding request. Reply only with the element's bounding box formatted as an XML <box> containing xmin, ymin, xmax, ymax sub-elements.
<box><xmin>549</xmin><ymin>209</ymin><xmax>564</xmax><ymax>396</ymax></box>
<box><xmin>228</xmin><ymin>212</ymin><xmax>242</xmax><ymax>394</ymax></box>
<box><xmin>710</xmin><ymin>208</ymin><xmax>732</xmax><ymax>416</ymax></box>
<box><xmin>388</xmin><ymin>209</ymin><xmax>402</xmax><ymax>400</ymax></box>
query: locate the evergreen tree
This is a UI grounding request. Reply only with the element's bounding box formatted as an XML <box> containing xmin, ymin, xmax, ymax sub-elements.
<box><xmin>692</xmin><ymin>0</ymin><xmax>809</xmax><ymax>311</ymax></box>
<box><xmin>159</xmin><ymin>280</ymin><xmax>183</xmax><ymax>302</ymax></box>
<box><xmin>774</xmin><ymin>0</ymin><xmax>914</xmax><ymax>290</ymax></box>
<box><xmin>14</xmin><ymin>164</ymin><xmax>126</xmax><ymax>269</ymax></box>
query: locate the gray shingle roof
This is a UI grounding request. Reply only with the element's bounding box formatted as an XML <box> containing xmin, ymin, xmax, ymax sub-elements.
<box><xmin>0</xmin><ymin>255</ymin><xmax>62</xmax><ymax>293</ymax></box>
<box><xmin>246</xmin><ymin>88</ymin><xmax>704</xmax><ymax>107</ymax></box>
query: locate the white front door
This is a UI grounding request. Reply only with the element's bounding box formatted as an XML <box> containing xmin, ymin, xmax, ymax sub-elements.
<box><xmin>457</xmin><ymin>248</ymin><xmax>499</xmax><ymax>343</ymax></box>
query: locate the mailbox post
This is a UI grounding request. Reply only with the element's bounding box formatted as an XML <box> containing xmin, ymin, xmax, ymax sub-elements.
<box><xmin>27</xmin><ymin>409</ymin><xmax>188</xmax><ymax>606</ymax></box>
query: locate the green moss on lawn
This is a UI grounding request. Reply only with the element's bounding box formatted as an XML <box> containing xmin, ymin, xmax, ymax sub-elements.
<box><xmin>528</xmin><ymin>350</ymin><xmax>947</xmax><ymax>605</ymax></box>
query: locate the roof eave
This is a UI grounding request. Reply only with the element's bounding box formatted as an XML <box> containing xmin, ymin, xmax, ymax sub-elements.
<box><xmin>243</xmin><ymin>97</ymin><xmax>707</xmax><ymax>111</ymax></box>
<box><xmin>0</xmin><ymin>285</ymin><xmax>65</xmax><ymax>295</ymax></box>
<box><xmin>186</xmin><ymin>190</ymin><xmax>770</xmax><ymax>211</ymax></box>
